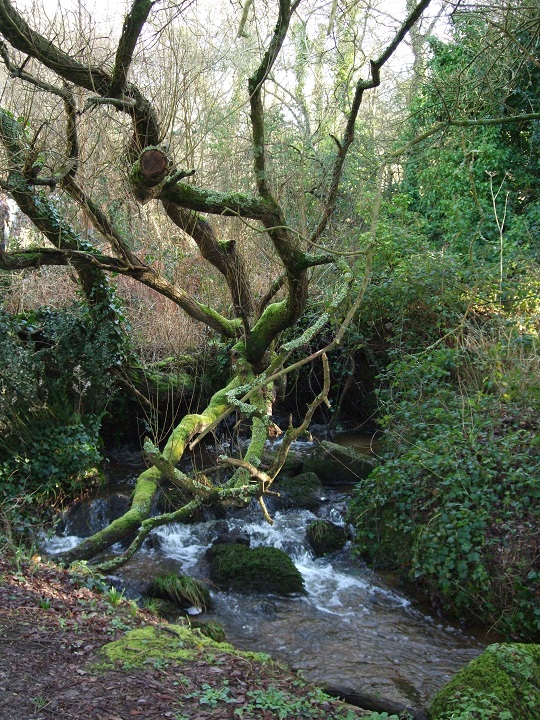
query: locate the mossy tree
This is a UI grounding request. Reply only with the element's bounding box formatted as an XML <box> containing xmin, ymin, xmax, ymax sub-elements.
<box><xmin>0</xmin><ymin>0</ymin><xmax>432</xmax><ymax>568</ymax></box>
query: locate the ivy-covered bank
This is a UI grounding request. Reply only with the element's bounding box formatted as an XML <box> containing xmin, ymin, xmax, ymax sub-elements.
<box><xmin>349</xmin><ymin>348</ymin><xmax>540</xmax><ymax>640</ymax></box>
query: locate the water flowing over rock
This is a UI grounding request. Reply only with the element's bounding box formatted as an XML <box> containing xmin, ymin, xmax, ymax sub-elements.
<box><xmin>44</xmin><ymin>451</ymin><xmax>486</xmax><ymax>711</ymax></box>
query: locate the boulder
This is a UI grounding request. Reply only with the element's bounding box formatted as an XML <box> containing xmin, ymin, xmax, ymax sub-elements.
<box><xmin>147</xmin><ymin>573</ymin><xmax>212</xmax><ymax>612</ymax></box>
<box><xmin>306</xmin><ymin>519</ymin><xmax>348</xmax><ymax>556</ymax></box>
<box><xmin>207</xmin><ymin>544</ymin><xmax>305</xmax><ymax>595</ymax></box>
<box><xmin>303</xmin><ymin>441</ymin><xmax>374</xmax><ymax>485</ymax></box>
<box><xmin>190</xmin><ymin>620</ymin><xmax>227</xmax><ymax>643</ymax></box>
<box><xmin>276</xmin><ymin>471</ymin><xmax>325</xmax><ymax>510</ymax></box>
<box><xmin>430</xmin><ymin>643</ymin><xmax>540</xmax><ymax>720</ymax></box>
<box><xmin>278</xmin><ymin>453</ymin><xmax>304</xmax><ymax>476</ymax></box>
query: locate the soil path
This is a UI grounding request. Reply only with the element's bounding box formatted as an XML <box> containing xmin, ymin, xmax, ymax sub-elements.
<box><xmin>0</xmin><ymin>556</ymin><xmax>366</xmax><ymax>720</ymax></box>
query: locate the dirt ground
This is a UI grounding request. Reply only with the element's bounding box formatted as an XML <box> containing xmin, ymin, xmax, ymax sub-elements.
<box><xmin>0</xmin><ymin>555</ymin><xmax>367</xmax><ymax>720</ymax></box>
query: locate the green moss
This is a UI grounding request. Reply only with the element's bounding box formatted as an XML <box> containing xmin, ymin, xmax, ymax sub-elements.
<box><xmin>131</xmin><ymin>470</ymin><xmax>160</xmax><ymax>513</ymax></box>
<box><xmin>246</xmin><ymin>300</ymin><xmax>289</xmax><ymax>363</ymax></box>
<box><xmin>306</xmin><ymin>519</ymin><xmax>348</xmax><ymax>556</ymax></box>
<box><xmin>147</xmin><ymin>574</ymin><xmax>212</xmax><ymax>611</ymax></box>
<box><xmin>163</xmin><ymin>375</ymin><xmax>241</xmax><ymax>464</ymax></box>
<box><xmin>100</xmin><ymin>624</ymin><xmax>229</xmax><ymax>668</ymax></box>
<box><xmin>100</xmin><ymin>624</ymin><xmax>269</xmax><ymax>670</ymax></box>
<box><xmin>430</xmin><ymin>643</ymin><xmax>540</xmax><ymax>720</ymax></box>
<box><xmin>208</xmin><ymin>544</ymin><xmax>305</xmax><ymax>595</ymax></box>
<box><xmin>229</xmin><ymin>386</ymin><xmax>269</xmax><ymax>488</ymax></box>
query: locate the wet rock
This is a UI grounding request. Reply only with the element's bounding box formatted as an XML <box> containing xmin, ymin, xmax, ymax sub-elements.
<box><xmin>207</xmin><ymin>544</ymin><xmax>305</xmax><ymax>595</ymax></box>
<box><xmin>323</xmin><ymin>685</ymin><xmax>428</xmax><ymax>720</ymax></box>
<box><xmin>211</xmin><ymin>524</ymin><xmax>251</xmax><ymax>547</ymax></box>
<box><xmin>275</xmin><ymin>472</ymin><xmax>325</xmax><ymax>510</ymax></box>
<box><xmin>303</xmin><ymin>441</ymin><xmax>374</xmax><ymax>485</ymax></box>
<box><xmin>278</xmin><ymin>453</ymin><xmax>304</xmax><ymax>476</ymax></box>
<box><xmin>306</xmin><ymin>519</ymin><xmax>348</xmax><ymax>556</ymax></box>
<box><xmin>58</xmin><ymin>494</ymin><xmax>131</xmax><ymax>537</ymax></box>
<box><xmin>260</xmin><ymin>600</ymin><xmax>278</xmax><ymax>618</ymax></box>
<box><xmin>143</xmin><ymin>533</ymin><xmax>163</xmax><ymax>551</ymax></box>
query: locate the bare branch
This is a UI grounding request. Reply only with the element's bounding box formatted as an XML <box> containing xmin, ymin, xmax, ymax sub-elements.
<box><xmin>309</xmin><ymin>0</ymin><xmax>433</xmax><ymax>245</ymax></box>
<box><xmin>267</xmin><ymin>352</ymin><xmax>331</xmax><ymax>480</ymax></box>
<box><xmin>61</xmin><ymin>175</ymin><xmax>143</xmax><ymax>266</ymax></box>
<box><xmin>0</xmin><ymin>40</ymin><xmax>70</xmax><ymax>98</ymax></box>
<box><xmin>248</xmin><ymin>0</ymin><xmax>295</xmax><ymax>197</ymax></box>
<box><xmin>388</xmin><ymin>113</ymin><xmax>540</xmax><ymax>160</ymax></box>
<box><xmin>0</xmin><ymin>0</ymin><xmax>161</xmax><ymax>148</ymax></box>
<box><xmin>110</xmin><ymin>0</ymin><xmax>155</xmax><ymax>97</ymax></box>
<box><xmin>237</xmin><ymin>0</ymin><xmax>254</xmax><ymax>38</ymax></box>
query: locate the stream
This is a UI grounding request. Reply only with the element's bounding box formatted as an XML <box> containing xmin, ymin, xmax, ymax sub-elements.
<box><xmin>44</xmin><ymin>441</ymin><xmax>487</xmax><ymax>710</ymax></box>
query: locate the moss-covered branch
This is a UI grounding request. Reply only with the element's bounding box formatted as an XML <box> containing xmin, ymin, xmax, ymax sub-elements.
<box><xmin>110</xmin><ymin>0</ymin><xmax>154</xmax><ymax>97</ymax></box>
<box><xmin>57</xmin><ymin>468</ymin><xmax>160</xmax><ymax>563</ymax></box>
<box><xmin>58</xmin><ymin>376</ymin><xmax>244</xmax><ymax>564</ymax></box>
<box><xmin>144</xmin><ymin>438</ymin><xmax>213</xmax><ymax>495</ymax></box>
<box><xmin>0</xmin><ymin>107</ymin><xmax>113</xmax><ymax>306</ymax></box>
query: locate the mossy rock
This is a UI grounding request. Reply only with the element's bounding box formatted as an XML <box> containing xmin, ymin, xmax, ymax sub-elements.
<box><xmin>189</xmin><ymin>619</ymin><xmax>227</xmax><ymax>643</ymax></box>
<box><xmin>306</xmin><ymin>519</ymin><xmax>348</xmax><ymax>556</ymax></box>
<box><xmin>207</xmin><ymin>544</ymin><xmax>305</xmax><ymax>595</ymax></box>
<box><xmin>429</xmin><ymin>643</ymin><xmax>540</xmax><ymax>720</ymax></box>
<box><xmin>147</xmin><ymin>573</ymin><xmax>212</xmax><ymax>611</ymax></box>
<box><xmin>99</xmin><ymin>624</ymin><xmax>268</xmax><ymax>670</ymax></box>
<box><xmin>277</xmin><ymin>453</ymin><xmax>304</xmax><ymax>476</ymax></box>
<box><xmin>303</xmin><ymin>441</ymin><xmax>374</xmax><ymax>485</ymax></box>
<box><xmin>276</xmin><ymin>472</ymin><xmax>324</xmax><ymax>510</ymax></box>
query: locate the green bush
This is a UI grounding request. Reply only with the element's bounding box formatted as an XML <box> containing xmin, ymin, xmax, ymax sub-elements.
<box><xmin>349</xmin><ymin>346</ymin><xmax>540</xmax><ymax>639</ymax></box>
<box><xmin>0</xmin><ymin>301</ymin><xmax>125</xmax><ymax>525</ymax></box>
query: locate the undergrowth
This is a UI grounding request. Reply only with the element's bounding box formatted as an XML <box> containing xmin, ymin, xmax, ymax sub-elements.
<box><xmin>350</xmin><ymin>337</ymin><xmax>540</xmax><ymax>639</ymax></box>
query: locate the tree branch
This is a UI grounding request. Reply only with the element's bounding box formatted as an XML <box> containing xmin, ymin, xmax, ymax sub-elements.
<box><xmin>309</xmin><ymin>0</ymin><xmax>433</xmax><ymax>245</ymax></box>
<box><xmin>0</xmin><ymin>0</ymin><xmax>161</xmax><ymax>149</ymax></box>
<box><xmin>110</xmin><ymin>0</ymin><xmax>155</xmax><ymax>97</ymax></box>
<box><xmin>388</xmin><ymin>113</ymin><xmax>540</xmax><ymax>161</ymax></box>
<box><xmin>0</xmin><ymin>40</ymin><xmax>70</xmax><ymax>98</ymax></box>
<box><xmin>62</xmin><ymin>175</ymin><xmax>143</xmax><ymax>266</ymax></box>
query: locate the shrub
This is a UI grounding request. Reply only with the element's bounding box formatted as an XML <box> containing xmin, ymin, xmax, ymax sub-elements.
<box><xmin>349</xmin><ymin>346</ymin><xmax>540</xmax><ymax>638</ymax></box>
